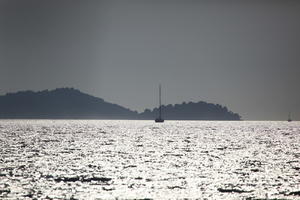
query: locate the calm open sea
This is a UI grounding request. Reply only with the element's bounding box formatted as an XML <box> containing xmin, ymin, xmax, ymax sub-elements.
<box><xmin>0</xmin><ymin>120</ymin><xmax>299</xmax><ymax>199</ymax></box>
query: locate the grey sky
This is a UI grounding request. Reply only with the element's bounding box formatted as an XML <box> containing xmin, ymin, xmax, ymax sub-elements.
<box><xmin>1</xmin><ymin>0</ymin><xmax>300</xmax><ymax>120</ymax></box>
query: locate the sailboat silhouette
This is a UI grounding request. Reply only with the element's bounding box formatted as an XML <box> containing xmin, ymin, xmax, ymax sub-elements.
<box><xmin>288</xmin><ymin>112</ymin><xmax>292</xmax><ymax>122</ymax></box>
<box><xmin>155</xmin><ymin>84</ymin><xmax>164</xmax><ymax>123</ymax></box>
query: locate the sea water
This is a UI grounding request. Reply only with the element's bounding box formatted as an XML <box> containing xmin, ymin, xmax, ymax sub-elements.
<box><xmin>0</xmin><ymin>120</ymin><xmax>299</xmax><ymax>199</ymax></box>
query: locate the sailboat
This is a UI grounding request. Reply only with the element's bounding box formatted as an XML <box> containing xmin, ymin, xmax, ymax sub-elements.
<box><xmin>288</xmin><ymin>112</ymin><xmax>292</xmax><ymax>122</ymax></box>
<box><xmin>155</xmin><ymin>84</ymin><xmax>164</xmax><ymax>123</ymax></box>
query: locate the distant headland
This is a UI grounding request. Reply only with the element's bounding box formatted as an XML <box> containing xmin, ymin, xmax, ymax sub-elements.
<box><xmin>0</xmin><ymin>88</ymin><xmax>241</xmax><ymax>120</ymax></box>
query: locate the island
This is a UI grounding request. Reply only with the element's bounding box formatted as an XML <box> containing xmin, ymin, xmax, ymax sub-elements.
<box><xmin>0</xmin><ymin>88</ymin><xmax>241</xmax><ymax>120</ymax></box>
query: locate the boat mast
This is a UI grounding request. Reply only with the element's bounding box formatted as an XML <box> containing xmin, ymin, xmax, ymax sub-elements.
<box><xmin>159</xmin><ymin>84</ymin><xmax>162</xmax><ymax>119</ymax></box>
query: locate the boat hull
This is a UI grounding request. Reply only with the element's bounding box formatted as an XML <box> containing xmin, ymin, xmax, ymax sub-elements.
<box><xmin>155</xmin><ymin>118</ymin><xmax>164</xmax><ymax>123</ymax></box>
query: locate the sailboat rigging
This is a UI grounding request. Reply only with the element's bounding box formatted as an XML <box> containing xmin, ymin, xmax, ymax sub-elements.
<box><xmin>155</xmin><ymin>84</ymin><xmax>164</xmax><ymax>123</ymax></box>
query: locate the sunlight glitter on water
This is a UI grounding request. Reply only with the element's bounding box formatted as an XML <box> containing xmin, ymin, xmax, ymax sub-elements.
<box><xmin>0</xmin><ymin>120</ymin><xmax>300</xmax><ymax>199</ymax></box>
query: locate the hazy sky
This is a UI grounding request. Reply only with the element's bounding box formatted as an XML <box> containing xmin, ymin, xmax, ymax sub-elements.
<box><xmin>1</xmin><ymin>0</ymin><xmax>300</xmax><ymax>120</ymax></box>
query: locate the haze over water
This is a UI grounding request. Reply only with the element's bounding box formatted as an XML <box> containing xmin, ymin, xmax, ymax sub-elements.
<box><xmin>0</xmin><ymin>120</ymin><xmax>299</xmax><ymax>199</ymax></box>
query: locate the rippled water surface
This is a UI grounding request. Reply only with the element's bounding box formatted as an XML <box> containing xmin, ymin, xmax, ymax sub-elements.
<box><xmin>0</xmin><ymin>120</ymin><xmax>300</xmax><ymax>199</ymax></box>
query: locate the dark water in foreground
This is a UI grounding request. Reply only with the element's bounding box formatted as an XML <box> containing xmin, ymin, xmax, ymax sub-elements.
<box><xmin>0</xmin><ymin>120</ymin><xmax>300</xmax><ymax>199</ymax></box>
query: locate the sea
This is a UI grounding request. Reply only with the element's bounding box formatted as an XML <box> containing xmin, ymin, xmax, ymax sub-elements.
<box><xmin>0</xmin><ymin>120</ymin><xmax>299</xmax><ymax>200</ymax></box>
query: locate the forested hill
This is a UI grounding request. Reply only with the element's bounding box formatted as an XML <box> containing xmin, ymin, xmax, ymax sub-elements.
<box><xmin>0</xmin><ymin>88</ymin><xmax>138</xmax><ymax>119</ymax></box>
<box><xmin>139</xmin><ymin>101</ymin><xmax>241</xmax><ymax>120</ymax></box>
